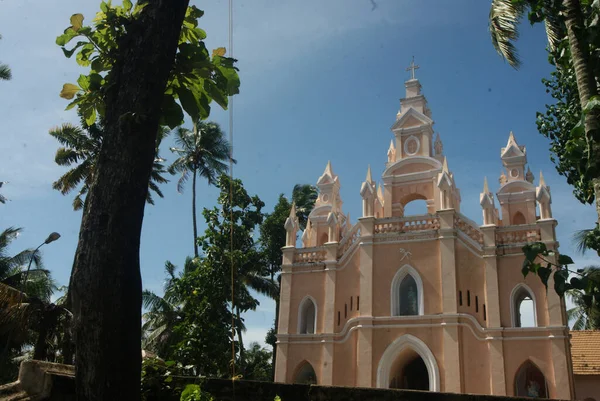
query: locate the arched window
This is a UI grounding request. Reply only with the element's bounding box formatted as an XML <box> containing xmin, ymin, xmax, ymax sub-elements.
<box><xmin>318</xmin><ymin>232</ymin><xmax>328</xmax><ymax>246</ymax></box>
<box><xmin>403</xmin><ymin>199</ymin><xmax>428</xmax><ymax>216</ymax></box>
<box><xmin>298</xmin><ymin>296</ymin><xmax>317</xmax><ymax>334</ymax></box>
<box><xmin>294</xmin><ymin>361</ymin><xmax>317</xmax><ymax>384</ymax></box>
<box><xmin>514</xmin><ymin>360</ymin><xmax>548</xmax><ymax>398</ymax></box>
<box><xmin>391</xmin><ymin>265</ymin><xmax>424</xmax><ymax>316</ymax></box>
<box><xmin>513</xmin><ymin>211</ymin><xmax>526</xmax><ymax>225</ymax></box>
<box><xmin>511</xmin><ymin>284</ymin><xmax>537</xmax><ymax>328</ymax></box>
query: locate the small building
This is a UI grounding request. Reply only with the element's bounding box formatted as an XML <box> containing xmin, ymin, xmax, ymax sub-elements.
<box><xmin>274</xmin><ymin>67</ymin><xmax>575</xmax><ymax>399</ymax></box>
<box><xmin>571</xmin><ymin>330</ymin><xmax>600</xmax><ymax>400</ymax></box>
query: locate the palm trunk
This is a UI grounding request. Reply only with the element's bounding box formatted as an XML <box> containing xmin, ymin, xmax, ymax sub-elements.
<box><xmin>236</xmin><ymin>306</ymin><xmax>245</xmax><ymax>376</ymax></box>
<box><xmin>69</xmin><ymin>2</ymin><xmax>189</xmax><ymax>400</ymax></box>
<box><xmin>192</xmin><ymin>167</ymin><xmax>199</xmax><ymax>258</ymax></box>
<box><xmin>563</xmin><ymin>0</ymin><xmax>600</xmax><ymax>225</ymax></box>
<box><xmin>33</xmin><ymin>318</ymin><xmax>48</xmax><ymax>361</ymax></box>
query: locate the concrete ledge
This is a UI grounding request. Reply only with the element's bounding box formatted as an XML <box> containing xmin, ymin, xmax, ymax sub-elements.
<box><xmin>2</xmin><ymin>361</ymin><xmax>569</xmax><ymax>401</ymax></box>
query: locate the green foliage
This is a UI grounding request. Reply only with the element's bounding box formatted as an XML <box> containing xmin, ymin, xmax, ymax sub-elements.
<box><xmin>56</xmin><ymin>2</ymin><xmax>240</xmax><ymax>129</ymax></box>
<box><xmin>180</xmin><ymin>384</ymin><xmax>214</xmax><ymax>401</ymax></box>
<box><xmin>170</xmin><ymin>258</ymin><xmax>234</xmax><ymax>377</ymax></box>
<box><xmin>243</xmin><ymin>342</ymin><xmax>273</xmax><ymax>381</ymax></box>
<box><xmin>567</xmin><ymin>267</ymin><xmax>600</xmax><ymax>329</ymax></box>
<box><xmin>522</xmin><ymin>243</ymin><xmax>600</xmax><ymax>316</ymax></box>
<box><xmin>141</xmin><ymin>357</ymin><xmax>185</xmax><ymax>401</ymax></box>
<box><xmin>0</xmin><ymin>34</ymin><xmax>11</xmax><ymax>81</ymax></box>
<box><xmin>50</xmin><ymin>117</ymin><xmax>170</xmax><ymax>210</ymax></box>
<box><xmin>0</xmin><ymin>181</ymin><xmax>7</xmax><ymax>205</ymax></box>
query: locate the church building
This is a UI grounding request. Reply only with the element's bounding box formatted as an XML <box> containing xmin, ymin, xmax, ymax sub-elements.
<box><xmin>274</xmin><ymin>63</ymin><xmax>575</xmax><ymax>399</ymax></box>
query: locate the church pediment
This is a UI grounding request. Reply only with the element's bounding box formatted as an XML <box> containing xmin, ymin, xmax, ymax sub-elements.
<box><xmin>383</xmin><ymin>156</ymin><xmax>442</xmax><ymax>178</ymax></box>
<box><xmin>501</xmin><ymin>144</ymin><xmax>525</xmax><ymax>158</ymax></box>
<box><xmin>391</xmin><ymin>108</ymin><xmax>433</xmax><ymax>132</ymax></box>
<box><xmin>497</xmin><ymin>180</ymin><xmax>535</xmax><ymax>194</ymax></box>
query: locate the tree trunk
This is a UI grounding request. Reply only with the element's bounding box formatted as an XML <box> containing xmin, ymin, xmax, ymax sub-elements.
<box><xmin>33</xmin><ymin>315</ymin><xmax>48</xmax><ymax>361</ymax></box>
<box><xmin>563</xmin><ymin>0</ymin><xmax>600</xmax><ymax>224</ymax></box>
<box><xmin>192</xmin><ymin>167</ymin><xmax>198</xmax><ymax>258</ymax></box>
<box><xmin>69</xmin><ymin>2</ymin><xmax>189</xmax><ymax>401</ymax></box>
<box><xmin>236</xmin><ymin>306</ymin><xmax>245</xmax><ymax>376</ymax></box>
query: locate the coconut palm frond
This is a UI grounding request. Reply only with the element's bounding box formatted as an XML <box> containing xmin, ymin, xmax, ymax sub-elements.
<box><xmin>489</xmin><ymin>0</ymin><xmax>527</xmax><ymax>68</ymax></box>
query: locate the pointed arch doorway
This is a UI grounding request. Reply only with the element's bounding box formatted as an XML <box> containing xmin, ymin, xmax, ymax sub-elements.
<box><xmin>376</xmin><ymin>334</ymin><xmax>440</xmax><ymax>391</ymax></box>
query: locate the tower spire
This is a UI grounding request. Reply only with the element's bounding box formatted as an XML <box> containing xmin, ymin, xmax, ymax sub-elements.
<box><xmin>483</xmin><ymin>176</ymin><xmax>489</xmax><ymax>194</ymax></box>
<box><xmin>366</xmin><ymin>165</ymin><xmax>373</xmax><ymax>183</ymax></box>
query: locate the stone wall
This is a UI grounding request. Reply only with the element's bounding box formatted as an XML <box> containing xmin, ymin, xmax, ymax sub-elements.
<box><xmin>0</xmin><ymin>361</ymin><xmax>570</xmax><ymax>401</ymax></box>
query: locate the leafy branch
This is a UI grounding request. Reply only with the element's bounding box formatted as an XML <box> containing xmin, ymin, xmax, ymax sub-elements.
<box><xmin>522</xmin><ymin>242</ymin><xmax>600</xmax><ymax>309</ymax></box>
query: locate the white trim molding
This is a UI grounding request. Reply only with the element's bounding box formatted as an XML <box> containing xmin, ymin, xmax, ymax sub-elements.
<box><xmin>510</xmin><ymin>283</ymin><xmax>537</xmax><ymax>328</ymax></box>
<box><xmin>297</xmin><ymin>295</ymin><xmax>318</xmax><ymax>334</ymax></box>
<box><xmin>376</xmin><ymin>334</ymin><xmax>440</xmax><ymax>391</ymax></box>
<box><xmin>391</xmin><ymin>264</ymin><xmax>424</xmax><ymax>316</ymax></box>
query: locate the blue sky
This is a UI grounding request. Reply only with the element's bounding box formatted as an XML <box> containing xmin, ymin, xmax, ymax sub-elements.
<box><xmin>1</xmin><ymin>0</ymin><xmax>598</xmax><ymax>347</ymax></box>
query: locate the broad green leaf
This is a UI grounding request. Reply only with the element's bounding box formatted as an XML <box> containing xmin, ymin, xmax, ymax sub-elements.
<box><xmin>88</xmin><ymin>73</ymin><xmax>103</xmax><ymax>91</ymax></box>
<box><xmin>176</xmin><ymin>86</ymin><xmax>201</xmax><ymax>120</ymax></box>
<box><xmin>553</xmin><ymin>269</ymin><xmax>569</xmax><ymax>297</ymax></box>
<box><xmin>123</xmin><ymin>0</ymin><xmax>133</xmax><ymax>12</ymax></box>
<box><xmin>538</xmin><ymin>265</ymin><xmax>552</xmax><ymax>289</ymax></box>
<box><xmin>523</xmin><ymin>242</ymin><xmax>546</xmax><ymax>262</ymax></box>
<box><xmin>522</xmin><ymin>260</ymin><xmax>531</xmax><ymax>278</ymax></box>
<box><xmin>59</xmin><ymin>83</ymin><xmax>81</xmax><ymax>99</ymax></box>
<box><xmin>204</xmin><ymin>80</ymin><xmax>228</xmax><ymax>109</ymax></box>
<box><xmin>100</xmin><ymin>1</ymin><xmax>109</xmax><ymax>13</ymax></box>
<box><xmin>61</xmin><ymin>41</ymin><xmax>86</xmax><ymax>58</ymax></box>
<box><xmin>56</xmin><ymin>28</ymin><xmax>78</xmax><ymax>46</ymax></box>
<box><xmin>557</xmin><ymin>254</ymin><xmax>574</xmax><ymax>265</ymax></box>
<box><xmin>77</xmin><ymin>74</ymin><xmax>90</xmax><ymax>91</ymax></box>
<box><xmin>70</xmin><ymin>14</ymin><xmax>85</xmax><ymax>32</ymax></box>
<box><xmin>161</xmin><ymin>95</ymin><xmax>184</xmax><ymax>129</ymax></box>
<box><xmin>82</xmin><ymin>105</ymin><xmax>97</xmax><ymax>126</ymax></box>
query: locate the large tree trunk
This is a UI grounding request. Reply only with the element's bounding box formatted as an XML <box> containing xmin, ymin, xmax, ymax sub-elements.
<box><xmin>192</xmin><ymin>167</ymin><xmax>198</xmax><ymax>257</ymax></box>
<box><xmin>563</xmin><ymin>0</ymin><xmax>600</xmax><ymax>224</ymax></box>
<box><xmin>69</xmin><ymin>2</ymin><xmax>189</xmax><ymax>400</ymax></box>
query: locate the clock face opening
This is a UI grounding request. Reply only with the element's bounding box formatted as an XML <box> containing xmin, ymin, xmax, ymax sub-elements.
<box><xmin>510</xmin><ymin>168</ymin><xmax>519</xmax><ymax>178</ymax></box>
<box><xmin>404</xmin><ymin>136</ymin><xmax>420</xmax><ymax>156</ymax></box>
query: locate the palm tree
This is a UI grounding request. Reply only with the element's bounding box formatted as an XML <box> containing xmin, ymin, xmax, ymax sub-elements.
<box><xmin>142</xmin><ymin>258</ymin><xmax>199</xmax><ymax>357</ymax></box>
<box><xmin>0</xmin><ymin>34</ymin><xmax>11</xmax><ymax>81</ymax></box>
<box><xmin>292</xmin><ymin>184</ymin><xmax>318</xmax><ymax>230</ymax></box>
<box><xmin>567</xmin><ymin>266</ymin><xmax>600</xmax><ymax>329</ymax></box>
<box><xmin>0</xmin><ymin>181</ymin><xmax>7</xmax><ymax>204</ymax></box>
<box><xmin>0</xmin><ymin>227</ymin><xmax>61</xmax><ymax>380</ymax></box>
<box><xmin>168</xmin><ymin>120</ymin><xmax>234</xmax><ymax>257</ymax></box>
<box><xmin>50</xmin><ymin>119</ymin><xmax>170</xmax><ymax>210</ymax></box>
<box><xmin>489</xmin><ymin>0</ymin><xmax>600</xmax><ymax>224</ymax></box>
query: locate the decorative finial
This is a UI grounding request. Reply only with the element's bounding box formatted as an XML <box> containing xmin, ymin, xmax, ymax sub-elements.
<box><xmin>483</xmin><ymin>177</ymin><xmax>489</xmax><ymax>194</ymax></box>
<box><xmin>499</xmin><ymin>170</ymin><xmax>507</xmax><ymax>185</ymax></box>
<box><xmin>289</xmin><ymin>201</ymin><xmax>297</xmax><ymax>219</ymax></box>
<box><xmin>377</xmin><ymin>183</ymin><xmax>384</xmax><ymax>203</ymax></box>
<box><xmin>387</xmin><ymin>140</ymin><xmax>396</xmax><ymax>163</ymax></box>
<box><xmin>324</xmin><ymin>160</ymin><xmax>334</xmax><ymax>177</ymax></box>
<box><xmin>366</xmin><ymin>165</ymin><xmax>373</xmax><ymax>183</ymax></box>
<box><xmin>526</xmin><ymin>166</ymin><xmax>534</xmax><ymax>183</ymax></box>
<box><xmin>434</xmin><ymin>133</ymin><xmax>443</xmax><ymax>156</ymax></box>
<box><xmin>539</xmin><ymin>170</ymin><xmax>546</xmax><ymax>186</ymax></box>
<box><xmin>406</xmin><ymin>56</ymin><xmax>420</xmax><ymax>80</ymax></box>
<box><xmin>442</xmin><ymin>156</ymin><xmax>449</xmax><ymax>173</ymax></box>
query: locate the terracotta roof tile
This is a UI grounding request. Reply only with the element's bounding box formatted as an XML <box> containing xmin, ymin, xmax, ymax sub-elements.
<box><xmin>571</xmin><ymin>330</ymin><xmax>600</xmax><ymax>375</ymax></box>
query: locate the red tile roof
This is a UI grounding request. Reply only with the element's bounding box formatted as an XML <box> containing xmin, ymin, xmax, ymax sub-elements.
<box><xmin>571</xmin><ymin>330</ymin><xmax>600</xmax><ymax>375</ymax></box>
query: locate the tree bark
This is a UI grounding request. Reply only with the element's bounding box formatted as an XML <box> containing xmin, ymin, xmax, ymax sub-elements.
<box><xmin>192</xmin><ymin>166</ymin><xmax>199</xmax><ymax>258</ymax></box>
<box><xmin>69</xmin><ymin>2</ymin><xmax>189</xmax><ymax>400</ymax></box>
<box><xmin>563</xmin><ymin>0</ymin><xmax>600</xmax><ymax>224</ymax></box>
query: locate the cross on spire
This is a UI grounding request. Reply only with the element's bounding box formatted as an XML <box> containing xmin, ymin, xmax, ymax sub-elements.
<box><xmin>406</xmin><ymin>56</ymin><xmax>419</xmax><ymax>80</ymax></box>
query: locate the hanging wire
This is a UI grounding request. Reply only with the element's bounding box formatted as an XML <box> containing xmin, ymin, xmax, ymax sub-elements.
<box><xmin>227</xmin><ymin>0</ymin><xmax>237</xmax><ymax>383</ymax></box>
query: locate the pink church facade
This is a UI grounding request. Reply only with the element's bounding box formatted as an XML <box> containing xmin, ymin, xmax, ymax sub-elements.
<box><xmin>274</xmin><ymin>73</ymin><xmax>575</xmax><ymax>399</ymax></box>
